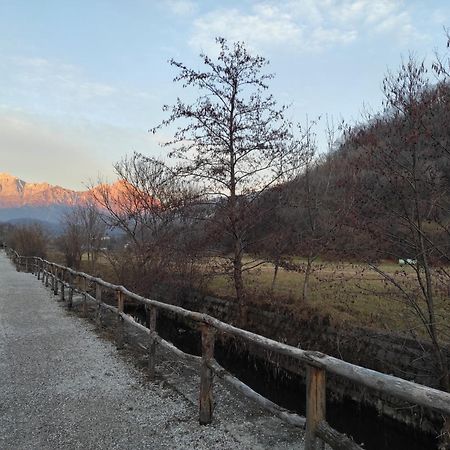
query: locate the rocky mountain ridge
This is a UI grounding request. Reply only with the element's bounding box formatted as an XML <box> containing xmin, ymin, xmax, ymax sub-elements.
<box><xmin>0</xmin><ymin>173</ymin><xmax>150</xmax><ymax>224</ymax></box>
<box><xmin>0</xmin><ymin>173</ymin><xmax>86</xmax><ymax>208</ymax></box>
<box><xmin>0</xmin><ymin>172</ymin><xmax>125</xmax><ymax>209</ymax></box>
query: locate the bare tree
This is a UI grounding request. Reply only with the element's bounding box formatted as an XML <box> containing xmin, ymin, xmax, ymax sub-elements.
<box><xmin>92</xmin><ymin>153</ymin><xmax>200</xmax><ymax>293</ymax></box>
<box><xmin>253</xmin><ymin>187</ymin><xmax>293</xmax><ymax>294</ymax></box>
<box><xmin>57</xmin><ymin>212</ymin><xmax>84</xmax><ymax>269</ymax></box>
<box><xmin>153</xmin><ymin>38</ymin><xmax>310</xmax><ymax>323</ymax></box>
<box><xmin>57</xmin><ymin>202</ymin><xmax>106</xmax><ymax>271</ymax></box>
<box><xmin>284</xmin><ymin>121</ymin><xmax>354</xmax><ymax>301</ymax></box>
<box><xmin>0</xmin><ymin>223</ymin><xmax>13</xmax><ymax>245</ymax></box>
<box><xmin>8</xmin><ymin>223</ymin><xmax>47</xmax><ymax>258</ymax></box>
<box><xmin>257</xmin><ymin>120</ymin><xmax>352</xmax><ymax>302</ymax></box>
<box><xmin>76</xmin><ymin>201</ymin><xmax>107</xmax><ymax>272</ymax></box>
<box><xmin>348</xmin><ymin>56</ymin><xmax>450</xmax><ymax>401</ymax></box>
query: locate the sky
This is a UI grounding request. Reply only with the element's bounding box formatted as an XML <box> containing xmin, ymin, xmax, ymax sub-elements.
<box><xmin>1</xmin><ymin>0</ymin><xmax>449</xmax><ymax>190</ymax></box>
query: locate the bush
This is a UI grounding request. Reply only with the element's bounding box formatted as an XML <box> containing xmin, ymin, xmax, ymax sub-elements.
<box><xmin>8</xmin><ymin>224</ymin><xmax>47</xmax><ymax>258</ymax></box>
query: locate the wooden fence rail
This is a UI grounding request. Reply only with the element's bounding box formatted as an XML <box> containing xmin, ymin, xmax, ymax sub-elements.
<box><xmin>6</xmin><ymin>248</ymin><xmax>450</xmax><ymax>450</ymax></box>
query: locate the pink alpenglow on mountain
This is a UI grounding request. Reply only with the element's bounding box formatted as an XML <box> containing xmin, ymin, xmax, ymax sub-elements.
<box><xmin>0</xmin><ymin>173</ymin><xmax>155</xmax><ymax>217</ymax></box>
<box><xmin>0</xmin><ymin>173</ymin><xmax>82</xmax><ymax>208</ymax></box>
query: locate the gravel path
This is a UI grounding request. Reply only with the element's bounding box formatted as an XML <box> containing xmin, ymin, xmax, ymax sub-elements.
<box><xmin>0</xmin><ymin>253</ymin><xmax>304</xmax><ymax>449</ymax></box>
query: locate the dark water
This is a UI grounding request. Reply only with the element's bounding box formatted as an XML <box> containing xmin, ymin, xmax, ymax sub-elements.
<box><xmin>129</xmin><ymin>307</ymin><xmax>438</xmax><ymax>450</ymax></box>
<box><xmin>214</xmin><ymin>347</ymin><xmax>437</xmax><ymax>450</ymax></box>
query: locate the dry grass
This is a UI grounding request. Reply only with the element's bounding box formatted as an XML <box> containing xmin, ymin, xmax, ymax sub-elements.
<box><xmin>47</xmin><ymin>247</ymin><xmax>450</xmax><ymax>342</ymax></box>
<box><xmin>207</xmin><ymin>258</ymin><xmax>450</xmax><ymax>341</ymax></box>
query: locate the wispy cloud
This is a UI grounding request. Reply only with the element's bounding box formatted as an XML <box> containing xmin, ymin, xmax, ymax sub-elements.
<box><xmin>324</xmin><ymin>0</ymin><xmax>420</xmax><ymax>43</ymax></box>
<box><xmin>12</xmin><ymin>56</ymin><xmax>118</xmax><ymax>100</ymax></box>
<box><xmin>189</xmin><ymin>5</ymin><xmax>301</xmax><ymax>54</ymax></box>
<box><xmin>166</xmin><ymin>0</ymin><xmax>197</xmax><ymax>16</ymax></box>
<box><xmin>0</xmin><ymin>54</ymin><xmax>157</xmax><ymax>129</ymax></box>
<box><xmin>189</xmin><ymin>0</ymin><xmax>422</xmax><ymax>53</ymax></box>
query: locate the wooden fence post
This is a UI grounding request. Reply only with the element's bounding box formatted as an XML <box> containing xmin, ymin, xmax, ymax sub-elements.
<box><xmin>82</xmin><ymin>277</ymin><xmax>88</xmax><ymax>317</ymax></box>
<box><xmin>116</xmin><ymin>290</ymin><xmax>124</xmax><ymax>350</ymax></box>
<box><xmin>147</xmin><ymin>306</ymin><xmax>158</xmax><ymax>380</ymax></box>
<box><xmin>305</xmin><ymin>365</ymin><xmax>326</xmax><ymax>450</ymax></box>
<box><xmin>53</xmin><ymin>267</ymin><xmax>59</xmax><ymax>295</ymax></box>
<box><xmin>25</xmin><ymin>258</ymin><xmax>29</xmax><ymax>273</ymax></box>
<box><xmin>199</xmin><ymin>324</ymin><xmax>215</xmax><ymax>425</ymax></box>
<box><xmin>68</xmin><ymin>272</ymin><xmax>74</xmax><ymax>309</ymax></box>
<box><xmin>45</xmin><ymin>264</ymin><xmax>49</xmax><ymax>287</ymax></box>
<box><xmin>36</xmin><ymin>259</ymin><xmax>40</xmax><ymax>280</ymax></box>
<box><xmin>50</xmin><ymin>266</ymin><xmax>55</xmax><ymax>292</ymax></box>
<box><xmin>95</xmin><ymin>283</ymin><xmax>102</xmax><ymax>326</ymax></box>
<box><xmin>60</xmin><ymin>269</ymin><xmax>65</xmax><ymax>302</ymax></box>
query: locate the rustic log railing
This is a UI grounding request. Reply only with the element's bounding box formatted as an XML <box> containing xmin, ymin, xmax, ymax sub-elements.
<box><xmin>6</xmin><ymin>249</ymin><xmax>450</xmax><ymax>450</ymax></box>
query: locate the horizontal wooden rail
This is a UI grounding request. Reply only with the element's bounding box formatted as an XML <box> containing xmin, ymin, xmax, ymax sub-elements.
<box><xmin>5</xmin><ymin>248</ymin><xmax>450</xmax><ymax>450</ymax></box>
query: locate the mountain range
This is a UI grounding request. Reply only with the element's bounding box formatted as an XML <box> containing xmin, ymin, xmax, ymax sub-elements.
<box><xmin>0</xmin><ymin>173</ymin><xmax>111</xmax><ymax>224</ymax></box>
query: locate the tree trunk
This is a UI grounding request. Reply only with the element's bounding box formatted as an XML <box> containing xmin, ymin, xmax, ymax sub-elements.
<box><xmin>233</xmin><ymin>247</ymin><xmax>246</xmax><ymax>326</ymax></box>
<box><xmin>271</xmin><ymin>262</ymin><xmax>279</xmax><ymax>293</ymax></box>
<box><xmin>303</xmin><ymin>258</ymin><xmax>313</xmax><ymax>302</ymax></box>
<box><xmin>416</xmin><ymin>209</ymin><xmax>449</xmax><ymax>392</ymax></box>
<box><xmin>232</xmin><ymin>230</ymin><xmax>246</xmax><ymax>325</ymax></box>
<box><xmin>413</xmin><ymin>172</ymin><xmax>450</xmax><ymax>448</ymax></box>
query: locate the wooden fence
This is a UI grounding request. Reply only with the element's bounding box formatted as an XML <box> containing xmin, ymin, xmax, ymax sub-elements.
<box><xmin>6</xmin><ymin>249</ymin><xmax>450</xmax><ymax>450</ymax></box>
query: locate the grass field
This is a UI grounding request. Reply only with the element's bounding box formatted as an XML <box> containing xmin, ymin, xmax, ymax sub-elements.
<box><xmin>48</xmin><ymin>248</ymin><xmax>449</xmax><ymax>342</ymax></box>
<box><xmin>206</xmin><ymin>258</ymin><xmax>450</xmax><ymax>341</ymax></box>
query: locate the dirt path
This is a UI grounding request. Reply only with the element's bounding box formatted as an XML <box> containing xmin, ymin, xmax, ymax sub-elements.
<box><xmin>0</xmin><ymin>252</ymin><xmax>304</xmax><ymax>449</ymax></box>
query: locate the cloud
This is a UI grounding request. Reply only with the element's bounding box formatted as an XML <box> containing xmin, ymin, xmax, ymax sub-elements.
<box><xmin>189</xmin><ymin>5</ymin><xmax>301</xmax><ymax>54</ymax></box>
<box><xmin>323</xmin><ymin>1</ymin><xmax>421</xmax><ymax>43</ymax></box>
<box><xmin>12</xmin><ymin>56</ymin><xmax>118</xmax><ymax>100</ymax></box>
<box><xmin>0</xmin><ymin>55</ymin><xmax>156</xmax><ymax>128</ymax></box>
<box><xmin>166</xmin><ymin>0</ymin><xmax>196</xmax><ymax>16</ymax></box>
<box><xmin>189</xmin><ymin>0</ymin><xmax>421</xmax><ymax>54</ymax></box>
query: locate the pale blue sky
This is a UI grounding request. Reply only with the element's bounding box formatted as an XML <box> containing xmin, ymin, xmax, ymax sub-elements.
<box><xmin>1</xmin><ymin>0</ymin><xmax>449</xmax><ymax>189</ymax></box>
